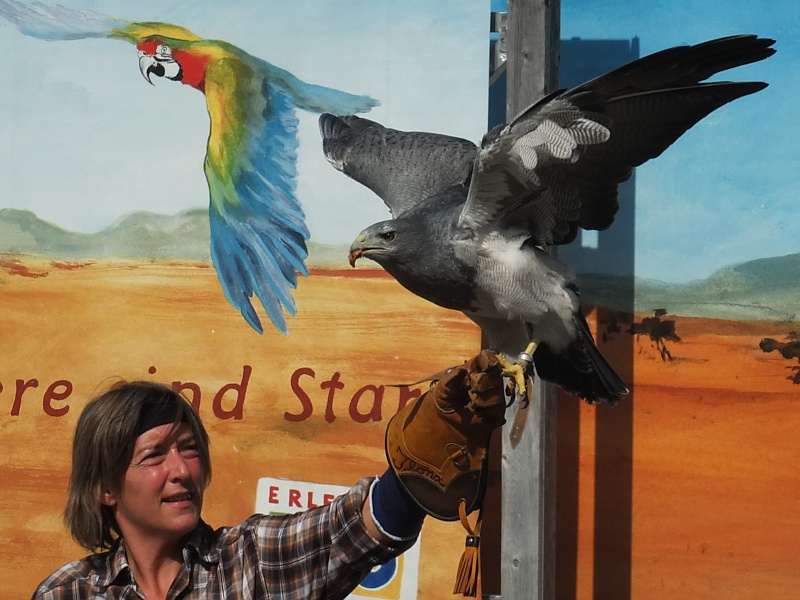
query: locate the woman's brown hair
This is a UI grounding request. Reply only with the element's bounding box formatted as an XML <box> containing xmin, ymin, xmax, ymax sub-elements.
<box><xmin>64</xmin><ymin>381</ymin><xmax>211</xmax><ymax>551</ymax></box>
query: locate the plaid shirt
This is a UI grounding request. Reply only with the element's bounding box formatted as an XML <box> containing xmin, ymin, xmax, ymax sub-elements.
<box><xmin>32</xmin><ymin>478</ymin><xmax>414</xmax><ymax>600</ymax></box>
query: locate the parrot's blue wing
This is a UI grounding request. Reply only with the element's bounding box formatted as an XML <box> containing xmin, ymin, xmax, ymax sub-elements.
<box><xmin>205</xmin><ymin>70</ymin><xmax>304</xmax><ymax>334</ymax></box>
<box><xmin>204</xmin><ymin>56</ymin><xmax>378</xmax><ymax>334</ymax></box>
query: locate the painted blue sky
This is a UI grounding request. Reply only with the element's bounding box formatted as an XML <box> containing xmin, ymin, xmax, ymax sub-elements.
<box><xmin>0</xmin><ymin>1</ymin><xmax>797</xmax><ymax>284</ymax></box>
<box><xmin>0</xmin><ymin>0</ymin><xmax>489</xmax><ymax>250</ymax></box>
<box><xmin>560</xmin><ymin>0</ymin><xmax>799</xmax><ymax>282</ymax></box>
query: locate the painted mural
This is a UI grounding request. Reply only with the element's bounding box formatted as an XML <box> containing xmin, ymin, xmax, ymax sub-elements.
<box><xmin>2</xmin><ymin>0</ymin><xmax>799</xmax><ymax>598</ymax></box>
<box><xmin>0</xmin><ymin>1</ymin><xmax>488</xmax><ymax>598</ymax></box>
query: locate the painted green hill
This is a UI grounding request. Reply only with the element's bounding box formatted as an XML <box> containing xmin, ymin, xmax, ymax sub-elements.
<box><xmin>0</xmin><ymin>207</ymin><xmax>348</xmax><ymax>266</ymax></box>
<box><xmin>579</xmin><ymin>255</ymin><xmax>799</xmax><ymax>322</ymax></box>
<box><xmin>0</xmin><ymin>207</ymin><xmax>211</xmax><ymax>260</ymax></box>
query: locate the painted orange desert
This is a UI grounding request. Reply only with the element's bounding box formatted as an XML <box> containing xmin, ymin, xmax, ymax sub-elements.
<box><xmin>1</xmin><ymin>257</ymin><xmax>798</xmax><ymax>599</ymax></box>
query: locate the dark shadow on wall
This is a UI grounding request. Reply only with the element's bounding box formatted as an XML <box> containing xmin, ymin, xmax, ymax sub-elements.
<box><xmin>486</xmin><ymin>36</ymin><xmax>639</xmax><ymax>600</ymax></box>
<box><xmin>559</xmin><ymin>37</ymin><xmax>638</xmax><ymax>600</ymax></box>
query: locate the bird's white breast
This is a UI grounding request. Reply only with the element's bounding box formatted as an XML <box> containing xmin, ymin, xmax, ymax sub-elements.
<box><xmin>458</xmin><ymin>232</ymin><xmax>580</xmax><ymax>348</ymax></box>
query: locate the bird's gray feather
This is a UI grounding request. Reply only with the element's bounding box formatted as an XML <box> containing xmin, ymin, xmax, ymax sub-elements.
<box><xmin>319</xmin><ymin>114</ymin><xmax>477</xmax><ymax>217</ymax></box>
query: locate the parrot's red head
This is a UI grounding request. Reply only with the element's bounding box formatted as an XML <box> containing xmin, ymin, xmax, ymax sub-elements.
<box><xmin>137</xmin><ymin>38</ymin><xmax>209</xmax><ymax>91</ymax></box>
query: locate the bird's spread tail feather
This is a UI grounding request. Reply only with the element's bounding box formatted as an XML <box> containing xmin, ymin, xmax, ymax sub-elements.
<box><xmin>533</xmin><ymin>312</ymin><xmax>628</xmax><ymax>406</ymax></box>
<box><xmin>263</xmin><ymin>62</ymin><xmax>379</xmax><ymax>116</ymax></box>
<box><xmin>304</xmin><ymin>85</ymin><xmax>378</xmax><ymax>115</ymax></box>
<box><xmin>576</xmin><ymin>315</ymin><xmax>629</xmax><ymax>405</ymax></box>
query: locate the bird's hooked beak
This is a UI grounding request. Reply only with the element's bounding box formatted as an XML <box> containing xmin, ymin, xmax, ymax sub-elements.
<box><xmin>348</xmin><ymin>232</ymin><xmax>367</xmax><ymax>267</ymax></box>
<box><xmin>138</xmin><ymin>51</ymin><xmax>181</xmax><ymax>85</ymax></box>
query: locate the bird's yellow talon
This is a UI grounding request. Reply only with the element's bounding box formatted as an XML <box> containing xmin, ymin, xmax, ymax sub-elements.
<box><xmin>494</xmin><ymin>342</ymin><xmax>538</xmax><ymax>406</ymax></box>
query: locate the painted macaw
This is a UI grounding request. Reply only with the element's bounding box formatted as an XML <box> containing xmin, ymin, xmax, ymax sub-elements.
<box><xmin>0</xmin><ymin>0</ymin><xmax>379</xmax><ymax>334</ymax></box>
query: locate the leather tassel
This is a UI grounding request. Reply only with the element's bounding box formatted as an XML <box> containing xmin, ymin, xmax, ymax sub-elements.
<box><xmin>453</xmin><ymin>500</ymin><xmax>482</xmax><ymax>597</ymax></box>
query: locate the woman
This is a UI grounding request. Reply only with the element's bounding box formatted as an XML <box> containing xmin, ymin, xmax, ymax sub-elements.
<box><xmin>32</xmin><ymin>381</ymin><xmax>424</xmax><ymax>600</ymax></box>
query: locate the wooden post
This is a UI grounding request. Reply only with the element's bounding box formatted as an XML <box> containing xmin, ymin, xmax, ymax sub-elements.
<box><xmin>496</xmin><ymin>1</ymin><xmax>560</xmax><ymax>599</ymax></box>
<box><xmin>505</xmin><ymin>0</ymin><xmax>560</xmax><ymax>117</ymax></box>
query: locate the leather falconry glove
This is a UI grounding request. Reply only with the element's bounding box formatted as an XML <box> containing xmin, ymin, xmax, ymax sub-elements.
<box><xmin>386</xmin><ymin>350</ymin><xmax>507</xmax><ymax>596</ymax></box>
<box><xmin>385</xmin><ymin>349</ymin><xmax>507</xmax><ymax>521</ymax></box>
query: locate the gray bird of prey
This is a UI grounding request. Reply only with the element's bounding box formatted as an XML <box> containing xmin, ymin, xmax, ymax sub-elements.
<box><xmin>320</xmin><ymin>35</ymin><xmax>775</xmax><ymax>405</ymax></box>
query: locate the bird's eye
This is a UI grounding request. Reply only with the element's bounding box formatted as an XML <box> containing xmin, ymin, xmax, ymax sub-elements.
<box><xmin>156</xmin><ymin>44</ymin><xmax>172</xmax><ymax>58</ymax></box>
<box><xmin>379</xmin><ymin>231</ymin><xmax>396</xmax><ymax>242</ymax></box>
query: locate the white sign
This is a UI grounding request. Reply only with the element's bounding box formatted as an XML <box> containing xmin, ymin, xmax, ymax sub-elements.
<box><xmin>256</xmin><ymin>477</ymin><xmax>422</xmax><ymax>600</ymax></box>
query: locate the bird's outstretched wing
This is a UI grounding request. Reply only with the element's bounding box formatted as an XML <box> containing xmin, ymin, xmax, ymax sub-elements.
<box><xmin>458</xmin><ymin>35</ymin><xmax>776</xmax><ymax>246</ymax></box>
<box><xmin>318</xmin><ymin>113</ymin><xmax>477</xmax><ymax>217</ymax></box>
<box><xmin>0</xmin><ymin>0</ymin><xmax>199</xmax><ymax>42</ymax></box>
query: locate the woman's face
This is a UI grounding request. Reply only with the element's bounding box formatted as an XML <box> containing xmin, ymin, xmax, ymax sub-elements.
<box><xmin>103</xmin><ymin>423</ymin><xmax>205</xmax><ymax>546</ymax></box>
